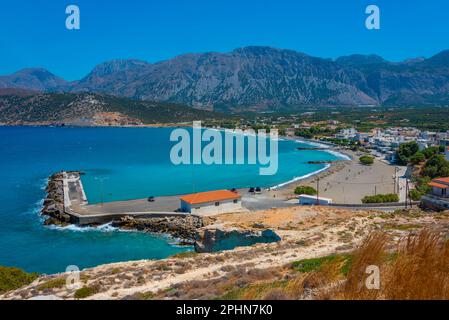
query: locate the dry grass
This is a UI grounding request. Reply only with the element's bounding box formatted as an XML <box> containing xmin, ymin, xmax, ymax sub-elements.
<box><xmin>382</xmin><ymin>229</ymin><xmax>449</xmax><ymax>300</ymax></box>
<box><xmin>330</xmin><ymin>229</ymin><xmax>449</xmax><ymax>300</ymax></box>
<box><xmin>215</xmin><ymin>228</ymin><xmax>449</xmax><ymax>300</ymax></box>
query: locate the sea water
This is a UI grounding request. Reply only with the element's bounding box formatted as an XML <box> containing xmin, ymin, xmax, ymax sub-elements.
<box><xmin>0</xmin><ymin>126</ymin><xmax>341</xmax><ymax>273</ymax></box>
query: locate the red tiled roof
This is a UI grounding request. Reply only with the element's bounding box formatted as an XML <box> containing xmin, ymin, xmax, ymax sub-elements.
<box><xmin>180</xmin><ymin>190</ymin><xmax>241</xmax><ymax>205</ymax></box>
<box><xmin>429</xmin><ymin>182</ymin><xmax>448</xmax><ymax>189</ymax></box>
<box><xmin>433</xmin><ymin>177</ymin><xmax>449</xmax><ymax>184</ymax></box>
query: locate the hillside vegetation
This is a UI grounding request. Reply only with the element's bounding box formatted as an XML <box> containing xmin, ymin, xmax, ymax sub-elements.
<box><xmin>0</xmin><ymin>91</ymin><xmax>226</xmax><ymax>125</ymax></box>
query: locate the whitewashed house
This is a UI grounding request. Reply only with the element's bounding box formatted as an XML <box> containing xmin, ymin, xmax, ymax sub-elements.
<box><xmin>180</xmin><ymin>190</ymin><xmax>242</xmax><ymax>215</ymax></box>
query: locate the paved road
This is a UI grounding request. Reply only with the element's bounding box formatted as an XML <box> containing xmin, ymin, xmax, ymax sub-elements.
<box><xmin>79</xmin><ymin>189</ymin><xmax>296</xmax><ymax>215</ymax></box>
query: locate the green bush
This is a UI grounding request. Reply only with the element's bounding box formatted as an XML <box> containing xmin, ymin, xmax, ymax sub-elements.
<box><xmin>294</xmin><ymin>186</ymin><xmax>317</xmax><ymax>195</ymax></box>
<box><xmin>36</xmin><ymin>277</ymin><xmax>66</xmax><ymax>291</ymax></box>
<box><xmin>421</xmin><ymin>154</ymin><xmax>449</xmax><ymax>179</ymax></box>
<box><xmin>409</xmin><ymin>189</ymin><xmax>424</xmax><ymax>201</ymax></box>
<box><xmin>0</xmin><ymin>266</ymin><xmax>38</xmax><ymax>294</ymax></box>
<box><xmin>422</xmin><ymin>146</ymin><xmax>440</xmax><ymax>159</ymax></box>
<box><xmin>410</xmin><ymin>152</ymin><xmax>425</xmax><ymax>165</ymax></box>
<box><xmin>74</xmin><ymin>285</ymin><xmax>99</xmax><ymax>299</ymax></box>
<box><xmin>362</xmin><ymin>193</ymin><xmax>399</xmax><ymax>204</ymax></box>
<box><xmin>291</xmin><ymin>254</ymin><xmax>352</xmax><ymax>275</ymax></box>
<box><xmin>359</xmin><ymin>155</ymin><xmax>374</xmax><ymax>165</ymax></box>
<box><xmin>396</xmin><ymin>141</ymin><xmax>419</xmax><ymax>165</ymax></box>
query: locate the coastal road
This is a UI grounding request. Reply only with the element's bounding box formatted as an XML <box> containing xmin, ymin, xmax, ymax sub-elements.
<box><xmin>78</xmin><ymin>188</ymin><xmax>296</xmax><ymax>215</ymax></box>
<box><xmin>241</xmin><ymin>192</ymin><xmax>296</xmax><ymax>211</ymax></box>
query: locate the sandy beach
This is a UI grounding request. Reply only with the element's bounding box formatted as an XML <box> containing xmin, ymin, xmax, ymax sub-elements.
<box><xmin>271</xmin><ymin>148</ymin><xmax>405</xmax><ymax>204</ymax></box>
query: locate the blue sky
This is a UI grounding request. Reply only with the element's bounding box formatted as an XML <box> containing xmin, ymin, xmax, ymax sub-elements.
<box><xmin>0</xmin><ymin>0</ymin><xmax>448</xmax><ymax>80</ymax></box>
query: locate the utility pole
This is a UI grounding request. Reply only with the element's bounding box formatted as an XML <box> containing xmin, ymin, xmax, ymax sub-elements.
<box><xmin>393</xmin><ymin>176</ymin><xmax>396</xmax><ymax>195</ymax></box>
<box><xmin>407</xmin><ymin>179</ymin><xmax>413</xmax><ymax>208</ymax></box>
<box><xmin>393</xmin><ymin>166</ymin><xmax>400</xmax><ymax>195</ymax></box>
<box><xmin>405</xmin><ymin>179</ymin><xmax>409</xmax><ymax>209</ymax></box>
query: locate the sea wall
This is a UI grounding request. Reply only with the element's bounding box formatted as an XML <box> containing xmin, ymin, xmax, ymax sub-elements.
<box><xmin>40</xmin><ymin>172</ymin><xmax>72</xmax><ymax>226</ymax></box>
<box><xmin>194</xmin><ymin>227</ymin><xmax>281</xmax><ymax>253</ymax></box>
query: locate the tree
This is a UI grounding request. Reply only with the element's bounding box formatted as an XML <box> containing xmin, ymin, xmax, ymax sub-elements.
<box><xmin>410</xmin><ymin>152</ymin><xmax>425</xmax><ymax>165</ymax></box>
<box><xmin>396</xmin><ymin>141</ymin><xmax>419</xmax><ymax>165</ymax></box>
<box><xmin>359</xmin><ymin>155</ymin><xmax>374</xmax><ymax>165</ymax></box>
<box><xmin>422</xmin><ymin>146</ymin><xmax>440</xmax><ymax>159</ymax></box>
<box><xmin>421</xmin><ymin>154</ymin><xmax>449</xmax><ymax>178</ymax></box>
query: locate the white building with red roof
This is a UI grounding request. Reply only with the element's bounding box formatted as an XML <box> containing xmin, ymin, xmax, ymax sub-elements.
<box><xmin>180</xmin><ymin>190</ymin><xmax>242</xmax><ymax>215</ymax></box>
<box><xmin>429</xmin><ymin>177</ymin><xmax>449</xmax><ymax>198</ymax></box>
<box><xmin>421</xmin><ymin>177</ymin><xmax>449</xmax><ymax>211</ymax></box>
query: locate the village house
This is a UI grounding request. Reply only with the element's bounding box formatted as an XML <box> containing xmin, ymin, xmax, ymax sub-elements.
<box><xmin>421</xmin><ymin>177</ymin><xmax>449</xmax><ymax>211</ymax></box>
<box><xmin>429</xmin><ymin>178</ymin><xmax>449</xmax><ymax>198</ymax></box>
<box><xmin>180</xmin><ymin>190</ymin><xmax>242</xmax><ymax>215</ymax></box>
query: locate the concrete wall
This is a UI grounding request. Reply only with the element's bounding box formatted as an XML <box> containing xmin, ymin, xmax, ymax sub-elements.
<box><xmin>299</xmin><ymin>196</ymin><xmax>332</xmax><ymax>205</ymax></box>
<box><xmin>71</xmin><ymin>212</ymin><xmax>188</xmax><ymax>226</ymax></box>
<box><xmin>432</xmin><ymin>187</ymin><xmax>449</xmax><ymax>198</ymax></box>
<box><xmin>181</xmin><ymin>199</ymin><xmax>242</xmax><ymax>215</ymax></box>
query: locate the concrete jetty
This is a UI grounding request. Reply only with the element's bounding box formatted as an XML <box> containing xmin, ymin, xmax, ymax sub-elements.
<box><xmin>41</xmin><ymin>171</ymin><xmax>295</xmax><ymax>226</ymax></box>
<box><xmin>45</xmin><ymin>171</ymin><xmax>187</xmax><ymax>226</ymax></box>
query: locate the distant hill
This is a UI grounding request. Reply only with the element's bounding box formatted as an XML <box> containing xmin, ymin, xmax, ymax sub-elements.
<box><xmin>0</xmin><ymin>68</ymin><xmax>68</xmax><ymax>92</ymax></box>
<box><xmin>2</xmin><ymin>46</ymin><xmax>449</xmax><ymax>110</ymax></box>
<box><xmin>0</xmin><ymin>92</ymin><xmax>225</xmax><ymax>125</ymax></box>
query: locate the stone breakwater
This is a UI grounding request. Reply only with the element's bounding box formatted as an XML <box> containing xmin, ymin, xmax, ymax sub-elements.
<box><xmin>40</xmin><ymin>171</ymin><xmax>282</xmax><ymax>252</ymax></box>
<box><xmin>41</xmin><ymin>172</ymin><xmax>72</xmax><ymax>226</ymax></box>
<box><xmin>112</xmin><ymin>215</ymin><xmax>214</xmax><ymax>244</ymax></box>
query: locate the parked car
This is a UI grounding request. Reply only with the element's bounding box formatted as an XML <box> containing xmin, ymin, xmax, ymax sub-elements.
<box><xmin>147</xmin><ymin>196</ymin><xmax>155</xmax><ymax>202</ymax></box>
<box><xmin>229</xmin><ymin>188</ymin><xmax>237</xmax><ymax>193</ymax></box>
<box><xmin>255</xmin><ymin>187</ymin><xmax>262</xmax><ymax>194</ymax></box>
<box><xmin>248</xmin><ymin>187</ymin><xmax>255</xmax><ymax>194</ymax></box>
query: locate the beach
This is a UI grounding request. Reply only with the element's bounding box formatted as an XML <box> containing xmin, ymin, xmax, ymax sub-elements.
<box><xmin>271</xmin><ymin>148</ymin><xmax>405</xmax><ymax>204</ymax></box>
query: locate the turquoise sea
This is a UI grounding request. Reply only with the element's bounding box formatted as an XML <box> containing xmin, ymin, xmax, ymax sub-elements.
<box><xmin>0</xmin><ymin>126</ymin><xmax>342</xmax><ymax>274</ymax></box>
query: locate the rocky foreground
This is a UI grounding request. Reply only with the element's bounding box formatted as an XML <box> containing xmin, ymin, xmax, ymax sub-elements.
<box><xmin>3</xmin><ymin>206</ymin><xmax>448</xmax><ymax>300</ymax></box>
<box><xmin>40</xmin><ymin>173</ymin><xmax>282</xmax><ymax>251</ymax></box>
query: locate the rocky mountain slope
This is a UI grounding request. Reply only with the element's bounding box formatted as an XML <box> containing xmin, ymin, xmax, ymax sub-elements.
<box><xmin>2</xmin><ymin>47</ymin><xmax>449</xmax><ymax>110</ymax></box>
<box><xmin>0</xmin><ymin>68</ymin><xmax>68</xmax><ymax>92</ymax></box>
<box><xmin>0</xmin><ymin>90</ymin><xmax>224</xmax><ymax>125</ymax></box>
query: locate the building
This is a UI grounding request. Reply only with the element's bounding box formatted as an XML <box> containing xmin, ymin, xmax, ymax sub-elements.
<box><xmin>180</xmin><ymin>190</ymin><xmax>242</xmax><ymax>215</ymax></box>
<box><xmin>429</xmin><ymin>178</ymin><xmax>449</xmax><ymax>198</ymax></box>
<box><xmin>285</xmin><ymin>127</ymin><xmax>296</xmax><ymax>137</ymax></box>
<box><xmin>298</xmin><ymin>194</ymin><xmax>333</xmax><ymax>206</ymax></box>
<box><xmin>336</xmin><ymin>128</ymin><xmax>357</xmax><ymax>140</ymax></box>
<box><xmin>421</xmin><ymin>177</ymin><xmax>449</xmax><ymax>211</ymax></box>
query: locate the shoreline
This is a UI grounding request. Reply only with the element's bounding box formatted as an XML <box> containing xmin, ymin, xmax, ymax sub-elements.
<box><xmin>0</xmin><ymin>123</ymin><xmax>192</xmax><ymax>128</ymax></box>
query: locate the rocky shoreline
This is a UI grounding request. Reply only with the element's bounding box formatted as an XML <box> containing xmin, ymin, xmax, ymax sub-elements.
<box><xmin>112</xmin><ymin>215</ymin><xmax>213</xmax><ymax>245</ymax></box>
<box><xmin>39</xmin><ymin>172</ymin><xmax>282</xmax><ymax>253</ymax></box>
<box><xmin>40</xmin><ymin>172</ymin><xmax>72</xmax><ymax>226</ymax></box>
<box><xmin>195</xmin><ymin>227</ymin><xmax>281</xmax><ymax>253</ymax></box>
<box><xmin>112</xmin><ymin>215</ymin><xmax>281</xmax><ymax>251</ymax></box>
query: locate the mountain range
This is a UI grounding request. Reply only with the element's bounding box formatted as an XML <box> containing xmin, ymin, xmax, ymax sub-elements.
<box><xmin>1</xmin><ymin>46</ymin><xmax>449</xmax><ymax>111</ymax></box>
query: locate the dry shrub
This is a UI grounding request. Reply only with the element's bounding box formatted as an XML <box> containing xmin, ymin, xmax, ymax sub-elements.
<box><xmin>340</xmin><ymin>232</ymin><xmax>388</xmax><ymax>300</ymax></box>
<box><xmin>262</xmin><ymin>288</ymin><xmax>292</xmax><ymax>300</ymax></box>
<box><xmin>383</xmin><ymin>229</ymin><xmax>449</xmax><ymax>300</ymax></box>
<box><xmin>330</xmin><ymin>228</ymin><xmax>449</xmax><ymax>300</ymax></box>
